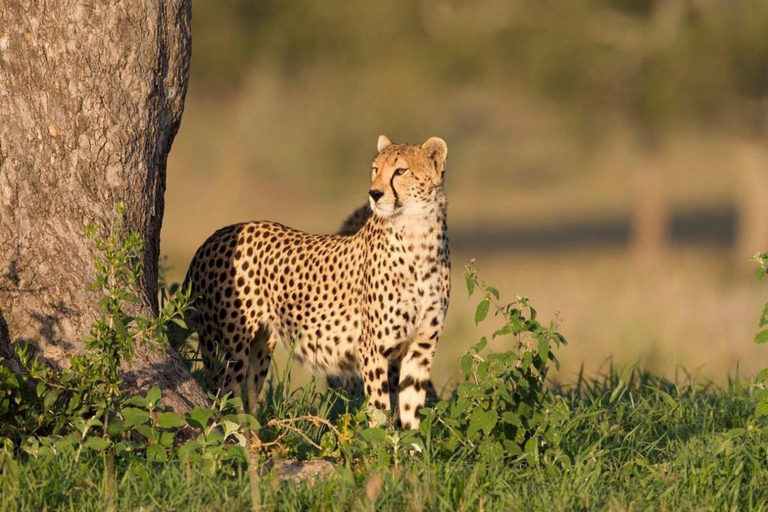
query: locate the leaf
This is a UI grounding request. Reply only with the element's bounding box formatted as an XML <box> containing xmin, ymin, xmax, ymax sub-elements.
<box><xmin>467</xmin><ymin>409</ymin><xmax>498</xmax><ymax>438</ymax></box>
<box><xmin>360</xmin><ymin>427</ymin><xmax>387</xmax><ymax>444</ymax></box>
<box><xmin>205</xmin><ymin>430</ymin><xmax>225</xmax><ymax>446</ymax></box>
<box><xmin>479</xmin><ymin>410</ymin><xmax>498</xmax><ymax>436</ymax></box>
<box><xmin>537</xmin><ymin>337</ymin><xmax>550</xmax><ymax>359</ymax></box>
<box><xmin>474</xmin><ymin>299</ymin><xmax>490</xmax><ymax>325</ymax></box>
<box><xmin>82</xmin><ymin>437</ymin><xmax>110</xmax><ymax>451</ymax></box>
<box><xmin>466</xmin><ymin>275</ymin><xmax>476</xmax><ymax>297</ymax></box>
<box><xmin>146</xmin><ymin>386</ymin><xmax>162</xmax><ymax>406</ymax></box>
<box><xmin>503</xmin><ymin>440</ymin><xmax>522</xmax><ymax>456</ymax></box>
<box><xmin>170</xmin><ymin>317</ymin><xmax>188</xmax><ymax>329</ymax></box>
<box><xmin>159</xmin><ymin>431</ymin><xmax>176</xmax><ymax>447</ymax></box>
<box><xmin>123</xmin><ymin>395</ymin><xmax>148</xmax><ymax>409</ymax></box>
<box><xmin>221</xmin><ymin>419</ymin><xmax>241</xmax><ymax>439</ymax></box>
<box><xmin>134</xmin><ymin>424</ymin><xmax>158</xmax><ymax>442</ymax></box>
<box><xmin>222</xmin><ymin>413</ymin><xmax>260</xmax><ymax>430</ymax></box>
<box><xmin>156</xmin><ymin>412</ymin><xmax>186</xmax><ymax>429</ymax></box>
<box><xmin>502</xmin><ymin>412</ymin><xmax>522</xmax><ymax>427</ymax></box>
<box><xmin>755</xmin><ymin>330</ymin><xmax>768</xmax><ymax>344</ymax></box>
<box><xmin>492</xmin><ymin>324</ymin><xmax>511</xmax><ymax>339</ymax></box>
<box><xmin>185</xmin><ymin>407</ymin><xmax>214</xmax><ymax>430</ymax></box>
<box><xmin>476</xmin><ymin>361</ymin><xmax>490</xmax><ymax>380</ymax></box>
<box><xmin>757</xmin><ymin>266</ymin><xmax>767</xmax><ymax>283</ymax></box>
<box><xmin>460</xmin><ymin>354</ymin><xmax>473</xmax><ymax>378</ymax></box>
<box><xmin>487</xmin><ymin>286</ymin><xmax>500</xmax><ymax>300</ymax></box>
<box><xmin>121</xmin><ymin>407</ymin><xmax>150</xmax><ymax>427</ymax></box>
<box><xmin>107</xmin><ymin>416</ymin><xmax>126</xmax><ymax>438</ymax></box>
<box><xmin>756</xmin><ymin>399</ymin><xmax>768</xmax><ymax>418</ymax></box>
<box><xmin>760</xmin><ymin>303</ymin><xmax>768</xmax><ymax>327</ymax></box>
<box><xmin>66</xmin><ymin>394</ymin><xmax>81</xmax><ymax>414</ymax></box>
<box><xmin>146</xmin><ymin>444</ymin><xmax>167</xmax><ymax>462</ymax></box>
<box><xmin>752</xmin><ymin>388</ymin><xmax>768</xmax><ymax>403</ymax></box>
<box><xmin>43</xmin><ymin>389</ymin><xmax>59</xmax><ymax>410</ymax></box>
<box><xmin>521</xmin><ymin>351</ymin><xmax>533</xmax><ymax>372</ymax></box>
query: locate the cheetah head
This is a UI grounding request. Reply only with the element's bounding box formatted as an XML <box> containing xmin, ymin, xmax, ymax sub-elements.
<box><xmin>368</xmin><ymin>135</ymin><xmax>448</xmax><ymax>219</ymax></box>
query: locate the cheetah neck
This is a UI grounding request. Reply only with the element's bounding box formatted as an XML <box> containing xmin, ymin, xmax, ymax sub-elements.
<box><xmin>362</xmin><ymin>188</ymin><xmax>448</xmax><ymax>261</ymax></box>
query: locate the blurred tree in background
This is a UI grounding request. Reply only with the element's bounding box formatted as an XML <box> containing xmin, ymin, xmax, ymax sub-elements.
<box><xmin>192</xmin><ymin>0</ymin><xmax>768</xmax><ymax>131</ymax></box>
<box><xmin>160</xmin><ymin>0</ymin><xmax>768</xmax><ymax>382</ymax></box>
<box><xmin>168</xmin><ymin>0</ymin><xmax>768</xmax><ymax>261</ymax></box>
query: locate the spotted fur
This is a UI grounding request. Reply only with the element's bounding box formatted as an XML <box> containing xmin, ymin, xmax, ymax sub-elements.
<box><xmin>185</xmin><ymin>136</ymin><xmax>450</xmax><ymax>429</ymax></box>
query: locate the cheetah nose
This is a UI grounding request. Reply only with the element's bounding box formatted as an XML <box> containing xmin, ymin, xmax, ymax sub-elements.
<box><xmin>369</xmin><ymin>189</ymin><xmax>384</xmax><ymax>202</ymax></box>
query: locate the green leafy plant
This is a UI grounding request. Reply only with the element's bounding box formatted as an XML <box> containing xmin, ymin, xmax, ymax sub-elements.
<box><xmin>0</xmin><ymin>206</ymin><xmax>256</xmax><ymax>481</ymax></box>
<box><xmin>419</xmin><ymin>264</ymin><xmax>570</xmax><ymax>466</ymax></box>
<box><xmin>751</xmin><ymin>252</ymin><xmax>768</xmax><ymax>419</ymax></box>
<box><xmin>2</xmin><ymin>205</ymin><xmax>192</xmax><ymax>440</ymax></box>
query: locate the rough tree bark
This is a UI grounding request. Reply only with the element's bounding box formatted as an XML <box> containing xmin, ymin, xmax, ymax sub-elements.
<box><xmin>0</xmin><ymin>0</ymin><xmax>209</xmax><ymax>411</ymax></box>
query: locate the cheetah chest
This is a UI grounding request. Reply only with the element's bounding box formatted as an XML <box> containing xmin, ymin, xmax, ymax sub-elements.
<box><xmin>365</xmin><ymin>233</ymin><xmax>449</xmax><ymax>357</ymax></box>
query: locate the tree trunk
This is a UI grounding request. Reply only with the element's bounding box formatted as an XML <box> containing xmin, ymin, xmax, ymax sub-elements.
<box><xmin>0</xmin><ymin>0</ymin><xmax>208</xmax><ymax>412</ymax></box>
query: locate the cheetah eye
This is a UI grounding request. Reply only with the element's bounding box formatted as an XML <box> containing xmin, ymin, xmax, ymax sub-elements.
<box><xmin>394</xmin><ymin>168</ymin><xmax>408</xmax><ymax>176</ymax></box>
<box><xmin>372</xmin><ymin>166</ymin><xmax>379</xmax><ymax>175</ymax></box>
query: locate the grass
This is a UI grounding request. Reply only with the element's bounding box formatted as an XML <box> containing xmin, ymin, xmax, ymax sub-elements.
<box><xmin>4</xmin><ymin>369</ymin><xmax>766</xmax><ymax>512</ymax></box>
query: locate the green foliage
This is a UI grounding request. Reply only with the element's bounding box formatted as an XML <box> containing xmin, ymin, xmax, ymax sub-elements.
<box><xmin>0</xmin><ymin>206</ymin><xmax>254</xmax><ymax>478</ymax></box>
<box><xmin>192</xmin><ymin>0</ymin><xmax>768</xmax><ymax>134</ymax></box>
<box><xmin>420</xmin><ymin>264</ymin><xmax>569</xmax><ymax>465</ymax></box>
<box><xmin>752</xmin><ymin>253</ymin><xmax>768</xmax><ymax>420</ymax></box>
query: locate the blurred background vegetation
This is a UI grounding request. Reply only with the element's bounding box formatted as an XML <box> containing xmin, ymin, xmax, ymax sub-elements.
<box><xmin>163</xmin><ymin>0</ymin><xmax>768</xmax><ymax>388</ymax></box>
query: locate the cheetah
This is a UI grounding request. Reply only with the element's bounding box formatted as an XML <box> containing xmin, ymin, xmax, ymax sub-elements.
<box><xmin>185</xmin><ymin>135</ymin><xmax>451</xmax><ymax>429</ymax></box>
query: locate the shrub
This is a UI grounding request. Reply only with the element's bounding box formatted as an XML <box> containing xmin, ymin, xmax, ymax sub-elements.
<box><xmin>417</xmin><ymin>264</ymin><xmax>570</xmax><ymax>465</ymax></box>
<box><xmin>752</xmin><ymin>252</ymin><xmax>768</xmax><ymax>419</ymax></box>
<box><xmin>0</xmin><ymin>206</ymin><xmax>255</xmax><ymax>478</ymax></box>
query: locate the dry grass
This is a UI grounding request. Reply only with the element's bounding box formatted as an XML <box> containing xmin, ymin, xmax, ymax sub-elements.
<box><xmin>440</xmin><ymin>247</ymin><xmax>766</xmax><ymax>387</ymax></box>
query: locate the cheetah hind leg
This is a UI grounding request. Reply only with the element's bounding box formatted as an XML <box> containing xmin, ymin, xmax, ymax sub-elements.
<box><xmin>245</xmin><ymin>326</ymin><xmax>277</xmax><ymax>416</ymax></box>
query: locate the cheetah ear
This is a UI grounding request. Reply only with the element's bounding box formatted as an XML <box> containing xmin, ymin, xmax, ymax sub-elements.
<box><xmin>377</xmin><ymin>135</ymin><xmax>392</xmax><ymax>153</ymax></box>
<box><xmin>422</xmin><ymin>137</ymin><xmax>448</xmax><ymax>173</ymax></box>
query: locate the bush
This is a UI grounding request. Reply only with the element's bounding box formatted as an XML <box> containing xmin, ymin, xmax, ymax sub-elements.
<box><xmin>752</xmin><ymin>252</ymin><xmax>768</xmax><ymax>419</ymax></box>
<box><xmin>418</xmin><ymin>265</ymin><xmax>569</xmax><ymax>465</ymax></box>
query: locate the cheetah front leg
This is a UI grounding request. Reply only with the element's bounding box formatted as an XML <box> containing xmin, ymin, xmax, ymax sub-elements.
<box><xmin>360</xmin><ymin>337</ymin><xmax>391</xmax><ymax>423</ymax></box>
<box><xmin>397</xmin><ymin>318</ymin><xmax>441</xmax><ymax>430</ymax></box>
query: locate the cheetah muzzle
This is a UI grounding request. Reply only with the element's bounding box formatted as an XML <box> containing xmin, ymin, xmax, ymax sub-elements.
<box><xmin>185</xmin><ymin>135</ymin><xmax>451</xmax><ymax>430</ymax></box>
